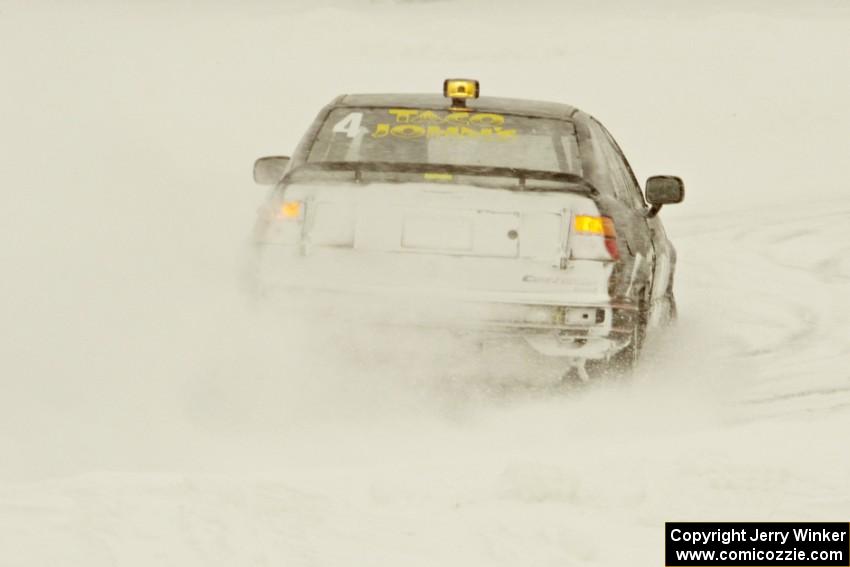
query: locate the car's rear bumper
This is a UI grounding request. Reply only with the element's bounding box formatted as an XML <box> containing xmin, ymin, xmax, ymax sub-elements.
<box><xmin>450</xmin><ymin>303</ymin><xmax>639</xmax><ymax>359</ymax></box>
<box><xmin>252</xmin><ymin>282</ymin><xmax>638</xmax><ymax>360</ymax></box>
<box><xmin>248</xmin><ymin>246</ymin><xmax>638</xmax><ymax>359</ymax></box>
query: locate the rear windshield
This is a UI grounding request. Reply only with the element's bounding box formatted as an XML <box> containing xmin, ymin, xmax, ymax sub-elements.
<box><xmin>307</xmin><ymin>107</ymin><xmax>583</xmax><ymax>176</ymax></box>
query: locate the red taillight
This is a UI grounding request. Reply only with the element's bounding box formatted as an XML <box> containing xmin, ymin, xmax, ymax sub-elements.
<box><xmin>603</xmin><ymin>235</ymin><xmax>619</xmax><ymax>260</ymax></box>
<box><xmin>601</xmin><ymin>217</ymin><xmax>619</xmax><ymax>260</ymax></box>
<box><xmin>570</xmin><ymin>215</ymin><xmax>619</xmax><ymax>261</ymax></box>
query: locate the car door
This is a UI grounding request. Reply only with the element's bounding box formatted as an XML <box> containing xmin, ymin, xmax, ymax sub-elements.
<box><xmin>581</xmin><ymin>119</ymin><xmax>656</xmax><ymax>305</ymax></box>
<box><xmin>593</xmin><ymin>119</ymin><xmax>676</xmax><ymax>322</ymax></box>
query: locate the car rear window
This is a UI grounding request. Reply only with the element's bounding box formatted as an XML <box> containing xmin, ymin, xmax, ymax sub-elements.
<box><xmin>307</xmin><ymin>107</ymin><xmax>583</xmax><ymax>177</ymax></box>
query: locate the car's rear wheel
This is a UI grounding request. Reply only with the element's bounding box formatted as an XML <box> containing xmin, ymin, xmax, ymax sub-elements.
<box><xmin>611</xmin><ymin>310</ymin><xmax>646</xmax><ymax>372</ymax></box>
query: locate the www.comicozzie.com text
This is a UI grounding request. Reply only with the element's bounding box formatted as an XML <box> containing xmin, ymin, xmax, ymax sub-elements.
<box><xmin>670</xmin><ymin>527</ymin><xmax>848</xmax><ymax>546</ymax></box>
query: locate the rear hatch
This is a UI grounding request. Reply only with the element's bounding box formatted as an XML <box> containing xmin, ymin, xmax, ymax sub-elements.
<box><xmin>259</xmin><ymin>181</ymin><xmax>612</xmax><ymax>304</ymax></box>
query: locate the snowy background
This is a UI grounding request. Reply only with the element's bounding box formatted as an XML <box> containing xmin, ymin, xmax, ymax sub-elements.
<box><xmin>1</xmin><ymin>0</ymin><xmax>849</xmax><ymax>565</ymax></box>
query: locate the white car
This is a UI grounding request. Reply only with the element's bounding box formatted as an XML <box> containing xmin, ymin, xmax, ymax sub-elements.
<box><xmin>248</xmin><ymin>80</ymin><xmax>684</xmax><ymax>381</ymax></box>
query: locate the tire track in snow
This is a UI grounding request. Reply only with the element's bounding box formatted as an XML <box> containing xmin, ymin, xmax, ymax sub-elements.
<box><xmin>664</xmin><ymin>199</ymin><xmax>850</xmax><ymax>420</ymax></box>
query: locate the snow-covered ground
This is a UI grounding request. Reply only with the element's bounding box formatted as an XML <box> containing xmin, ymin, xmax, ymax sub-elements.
<box><xmin>1</xmin><ymin>1</ymin><xmax>848</xmax><ymax>565</ymax></box>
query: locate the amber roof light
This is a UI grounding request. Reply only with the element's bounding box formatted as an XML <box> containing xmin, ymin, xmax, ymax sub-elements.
<box><xmin>443</xmin><ymin>78</ymin><xmax>479</xmax><ymax>110</ymax></box>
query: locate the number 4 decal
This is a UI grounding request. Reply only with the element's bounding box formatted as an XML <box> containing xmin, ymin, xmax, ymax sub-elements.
<box><xmin>332</xmin><ymin>112</ymin><xmax>364</xmax><ymax>138</ymax></box>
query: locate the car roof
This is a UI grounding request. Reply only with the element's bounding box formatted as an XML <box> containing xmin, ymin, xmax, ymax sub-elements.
<box><xmin>335</xmin><ymin>93</ymin><xmax>583</xmax><ymax>122</ymax></box>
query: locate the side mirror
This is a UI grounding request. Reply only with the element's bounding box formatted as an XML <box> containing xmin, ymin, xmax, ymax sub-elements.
<box><xmin>645</xmin><ymin>175</ymin><xmax>684</xmax><ymax>217</ymax></box>
<box><xmin>253</xmin><ymin>156</ymin><xmax>291</xmax><ymax>185</ymax></box>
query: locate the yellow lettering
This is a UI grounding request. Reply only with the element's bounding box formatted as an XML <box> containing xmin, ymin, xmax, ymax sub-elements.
<box><xmin>414</xmin><ymin>111</ymin><xmax>443</xmax><ymax>123</ymax></box>
<box><xmin>444</xmin><ymin>112</ymin><xmax>471</xmax><ymax>124</ymax></box>
<box><xmin>388</xmin><ymin>109</ymin><xmax>419</xmax><ymax>123</ymax></box>
<box><xmin>371</xmin><ymin>113</ymin><xmax>514</xmax><ymax>141</ymax></box>
<box><xmin>426</xmin><ymin>125</ymin><xmax>460</xmax><ymax>137</ymax></box>
<box><xmin>469</xmin><ymin>113</ymin><xmax>505</xmax><ymax>126</ymax></box>
<box><xmin>372</xmin><ymin>123</ymin><xmax>390</xmax><ymax>138</ymax></box>
<box><xmin>391</xmin><ymin>124</ymin><xmax>426</xmax><ymax>138</ymax></box>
